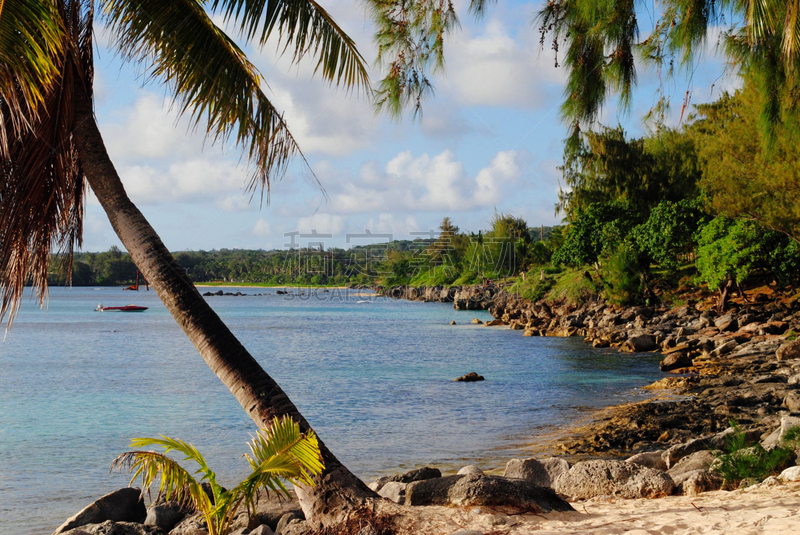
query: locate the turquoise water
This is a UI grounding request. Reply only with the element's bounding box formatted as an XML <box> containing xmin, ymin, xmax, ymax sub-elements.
<box><xmin>0</xmin><ymin>287</ymin><xmax>664</xmax><ymax>535</ymax></box>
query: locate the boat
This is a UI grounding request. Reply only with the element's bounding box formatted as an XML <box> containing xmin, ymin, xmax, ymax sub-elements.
<box><xmin>95</xmin><ymin>303</ymin><xmax>148</xmax><ymax>312</ymax></box>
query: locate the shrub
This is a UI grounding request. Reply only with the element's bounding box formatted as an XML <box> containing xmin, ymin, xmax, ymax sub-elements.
<box><xmin>712</xmin><ymin>421</ymin><xmax>796</xmax><ymax>489</ymax></box>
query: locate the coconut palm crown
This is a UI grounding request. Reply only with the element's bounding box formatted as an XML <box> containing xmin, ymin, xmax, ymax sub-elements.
<box><xmin>1</xmin><ymin>0</ymin><xmax>376</xmax><ymax>527</ymax></box>
<box><xmin>112</xmin><ymin>415</ymin><xmax>324</xmax><ymax>535</ymax></box>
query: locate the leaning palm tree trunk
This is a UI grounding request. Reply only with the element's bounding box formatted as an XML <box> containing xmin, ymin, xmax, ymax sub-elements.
<box><xmin>71</xmin><ymin>81</ymin><xmax>375</xmax><ymax>527</ymax></box>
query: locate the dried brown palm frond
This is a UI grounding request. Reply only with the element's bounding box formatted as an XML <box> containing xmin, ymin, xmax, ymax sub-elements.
<box><xmin>0</xmin><ymin>0</ymin><xmax>93</xmax><ymax>325</ymax></box>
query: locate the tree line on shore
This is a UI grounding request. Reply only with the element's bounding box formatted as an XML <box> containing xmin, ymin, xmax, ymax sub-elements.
<box><xmin>55</xmin><ymin>75</ymin><xmax>800</xmax><ymax>311</ymax></box>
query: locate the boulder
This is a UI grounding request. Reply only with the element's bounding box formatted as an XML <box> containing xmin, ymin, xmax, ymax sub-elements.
<box><xmin>169</xmin><ymin>513</ymin><xmax>207</xmax><ymax>535</ymax></box>
<box><xmin>783</xmin><ymin>391</ymin><xmax>800</xmax><ymax>412</ymax></box>
<box><xmin>779</xmin><ymin>466</ymin><xmax>800</xmax><ymax>482</ymax></box>
<box><xmin>377</xmin><ymin>481</ymin><xmax>406</xmax><ymax>504</ymax></box>
<box><xmin>455</xmin><ymin>372</ymin><xmax>484</xmax><ymax>382</ymax></box>
<box><xmin>620</xmin><ymin>334</ymin><xmax>657</xmax><ymax>353</ymax></box>
<box><xmin>681</xmin><ymin>471</ymin><xmax>724</xmax><ymax>496</ymax></box>
<box><xmin>503</xmin><ymin>457</ymin><xmax>569</xmax><ymax>487</ymax></box>
<box><xmin>145</xmin><ymin>504</ymin><xmax>186</xmax><ymax>533</ymax></box>
<box><xmin>777</xmin><ymin>339</ymin><xmax>800</xmax><ymax>362</ymax></box>
<box><xmin>625</xmin><ymin>451</ymin><xmax>667</xmax><ymax>471</ymax></box>
<box><xmin>457</xmin><ymin>465</ymin><xmax>484</xmax><ymax>476</ymax></box>
<box><xmin>251</xmin><ymin>491</ymin><xmax>303</xmax><ymax>531</ymax></box>
<box><xmin>762</xmin><ymin>415</ymin><xmax>800</xmax><ymax>447</ymax></box>
<box><xmin>471</xmin><ymin>318</ymin><xmax>483</xmax><ymax>325</ymax></box>
<box><xmin>553</xmin><ymin>460</ymin><xmax>675</xmax><ymax>499</ymax></box>
<box><xmin>58</xmin><ymin>521</ymin><xmax>163</xmax><ymax>535</ymax></box>
<box><xmin>250</xmin><ymin>525</ymin><xmax>274</xmax><ymax>535</ymax></box>
<box><xmin>405</xmin><ymin>474</ymin><xmax>572</xmax><ymax>513</ymax></box>
<box><xmin>484</xmin><ymin>319</ymin><xmax>505</xmax><ymax>326</ymax></box>
<box><xmin>54</xmin><ymin>488</ymin><xmax>146</xmax><ymax>534</ymax></box>
<box><xmin>660</xmin><ymin>352</ymin><xmax>693</xmax><ymax>372</ymax></box>
<box><xmin>668</xmin><ymin>450</ymin><xmax>717</xmax><ymax>480</ymax></box>
<box><xmin>388</xmin><ymin>466</ymin><xmax>442</xmax><ymax>484</ymax></box>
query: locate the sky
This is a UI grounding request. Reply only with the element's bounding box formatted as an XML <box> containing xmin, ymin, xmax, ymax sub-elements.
<box><xmin>84</xmin><ymin>0</ymin><xmax>740</xmax><ymax>253</ymax></box>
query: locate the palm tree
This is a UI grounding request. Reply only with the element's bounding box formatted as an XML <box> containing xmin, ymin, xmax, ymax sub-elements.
<box><xmin>0</xmin><ymin>0</ymin><xmax>376</xmax><ymax>527</ymax></box>
<box><xmin>113</xmin><ymin>415</ymin><xmax>324</xmax><ymax>535</ymax></box>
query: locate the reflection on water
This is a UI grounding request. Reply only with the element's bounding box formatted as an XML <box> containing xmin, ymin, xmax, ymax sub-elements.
<box><xmin>0</xmin><ymin>287</ymin><xmax>664</xmax><ymax>534</ymax></box>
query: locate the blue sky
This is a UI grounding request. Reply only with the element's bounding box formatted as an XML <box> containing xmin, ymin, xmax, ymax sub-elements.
<box><xmin>83</xmin><ymin>0</ymin><xmax>739</xmax><ymax>253</ymax></box>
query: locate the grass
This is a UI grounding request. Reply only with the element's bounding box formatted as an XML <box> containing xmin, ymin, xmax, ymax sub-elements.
<box><xmin>507</xmin><ymin>267</ymin><xmax>601</xmax><ymax>306</ymax></box>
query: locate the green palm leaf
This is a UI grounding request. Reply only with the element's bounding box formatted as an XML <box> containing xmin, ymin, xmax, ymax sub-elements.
<box><xmin>102</xmin><ymin>0</ymin><xmax>306</xmax><ymax>197</ymax></box>
<box><xmin>113</xmin><ymin>417</ymin><xmax>323</xmax><ymax>535</ymax></box>
<box><xmin>209</xmin><ymin>0</ymin><xmax>370</xmax><ymax>90</ymax></box>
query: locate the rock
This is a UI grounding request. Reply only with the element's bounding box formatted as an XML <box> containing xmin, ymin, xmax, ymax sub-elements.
<box><xmin>783</xmin><ymin>392</ymin><xmax>800</xmax><ymax>412</ymax></box>
<box><xmin>274</xmin><ymin>512</ymin><xmax>302</xmax><ymax>535</ymax></box>
<box><xmin>713</xmin><ymin>339</ymin><xmax>738</xmax><ymax>356</ymax></box>
<box><xmin>553</xmin><ymin>460</ymin><xmax>675</xmax><ymax>499</ymax></box>
<box><xmin>762</xmin><ymin>415</ymin><xmax>800</xmax><ymax>447</ymax></box>
<box><xmin>54</xmin><ymin>488</ymin><xmax>147</xmax><ymax>534</ymax></box>
<box><xmin>251</xmin><ymin>491</ymin><xmax>303</xmax><ymax>531</ymax></box>
<box><xmin>779</xmin><ymin>466</ymin><xmax>800</xmax><ymax>481</ymax></box>
<box><xmin>484</xmin><ymin>319</ymin><xmax>505</xmax><ymax>326</ymax></box>
<box><xmin>388</xmin><ymin>466</ymin><xmax>442</xmax><ymax>484</ymax></box>
<box><xmin>471</xmin><ymin>318</ymin><xmax>483</xmax><ymax>324</ymax></box>
<box><xmin>368</xmin><ymin>477</ymin><xmax>390</xmax><ymax>492</ymax></box>
<box><xmin>626</xmin><ymin>451</ymin><xmax>667</xmax><ymax>471</ymax></box>
<box><xmin>250</xmin><ymin>525</ymin><xmax>274</xmax><ymax>535</ymax></box>
<box><xmin>682</xmin><ymin>471</ymin><xmax>723</xmax><ymax>495</ymax></box>
<box><xmin>169</xmin><ymin>513</ymin><xmax>206</xmax><ymax>535</ymax></box>
<box><xmin>455</xmin><ymin>372</ymin><xmax>484</xmax><ymax>382</ymax></box>
<box><xmin>406</xmin><ymin>474</ymin><xmax>573</xmax><ymax>512</ymax></box>
<box><xmin>620</xmin><ymin>334</ymin><xmax>657</xmax><ymax>353</ymax></box>
<box><xmin>714</xmin><ymin>315</ymin><xmax>736</xmax><ymax>332</ymax></box>
<box><xmin>502</xmin><ymin>457</ymin><xmax>569</xmax><ymax>487</ymax></box>
<box><xmin>662</xmin><ymin>438</ymin><xmax>715</xmax><ymax>468</ymax></box>
<box><xmin>59</xmin><ymin>521</ymin><xmax>164</xmax><ymax>535</ymax></box>
<box><xmin>377</xmin><ymin>481</ymin><xmax>406</xmax><ymax>504</ymax></box>
<box><xmin>450</xmin><ymin>320</ymin><xmax>457</xmax><ymax>325</ymax></box>
<box><xmin>457</xmin><ymin>465</ymin><xmax>484</xmax><ymax>476</ymax></box>
<box><xmin>660</xmin><ymin>352</ymin><xmax>693</xmax><ymax>372</ymax></box>
<box><xmin>145</xmin><ymin>504</ymin><xmax>186</xmax><ymax>533</ymax></box>
<box><xmin>668</xmin><ymin>450</ymin><xmax>716</xmax><ymax>479</ymax></box>
<box><xmin>446</xmin><ymin>531</ymin><xmax>482</xmax><ymax>535</ymax></box>
<box><xmin>777</xmin><ymin>339</ymin><xmax>800</xmax><ymax>362</ymax></box>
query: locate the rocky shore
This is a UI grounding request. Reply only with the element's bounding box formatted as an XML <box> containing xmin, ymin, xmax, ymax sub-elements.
<box><xmin>48</xmin><ymin>283</ymin><xmax>800</xmax><ymax>535</ymax></box>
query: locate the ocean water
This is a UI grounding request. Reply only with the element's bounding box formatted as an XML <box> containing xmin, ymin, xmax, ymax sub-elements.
<box><xmin>0</xmin><ymin>287</ymin><xmax>664</xmax><ymax>535</ymax></box>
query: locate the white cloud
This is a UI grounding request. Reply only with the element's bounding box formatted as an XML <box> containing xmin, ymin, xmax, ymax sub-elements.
<box><xmin>118</xmin><ymin>159</ymin><xmax>248</xmax><ymax>204</ymax></box>
<box><xmin>321</xmin><ymin>149</ymin><xmax>524</xmax><ymax>215</ymax></box>
<box><xmin>252</xmin><ymin>219</ymin><xmax>272</xmax><ymax>236</ymax></box>
<box><xmin>296</xmin><ymin>213</ymin><xmax>347</xmax><ymax>235</ymax></box>
<box><xmin>446</xmin><ymin>20</ymin><xmax>566</xmax><ymax>108</ymax></box>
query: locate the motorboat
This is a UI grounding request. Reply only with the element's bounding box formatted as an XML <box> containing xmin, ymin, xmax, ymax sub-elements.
<box><xmin>95</xmin><ymin>303</ymin><xmax>148</xmax><ymax>312</ymax></box>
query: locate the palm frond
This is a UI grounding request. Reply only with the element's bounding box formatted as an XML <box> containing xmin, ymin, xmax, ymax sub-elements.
<box><xmin>0</xmin><ymin>0</ymin><xmax>64</xmax><ymax>150</ymax></box>
<box><xmin>209</xmin><ymin>0</ymin><xmax>370</xmax><ymax>91</ymax></box>
<box><xmin>0</xmin><ymin>0</ymin><xmax>92</xmax><ymax>327</ymax></box>
<box><xmin>245</xmin><ymin>415</ymin><xmax>324</xmax><ymax>487</ymax></box>
<box><xmin>111</xmin><ymin>449</ymin><xmax>206</xmax><ymax>510</ymax></box>
<box><xmin>101</xmin><ymin>0</ymin><xmax>306</xmax><ymax>198</ymax></box>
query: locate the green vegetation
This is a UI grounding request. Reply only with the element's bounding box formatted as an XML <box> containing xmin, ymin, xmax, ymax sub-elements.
<box><xmin>112</xmin><ymin>416</ymin><xmax>323</xmax><ymax>535</ymax></box>
<box><xmin>712</xmin><ymin>421</ymin><xmax>799</xmax><ymax>489</ymax></box>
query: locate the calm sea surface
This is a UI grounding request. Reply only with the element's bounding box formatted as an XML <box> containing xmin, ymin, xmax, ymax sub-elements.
<box><xmin>0</xmin><ymin>286</ymin><xmax>664</xmax><ymax>535</ymax></box>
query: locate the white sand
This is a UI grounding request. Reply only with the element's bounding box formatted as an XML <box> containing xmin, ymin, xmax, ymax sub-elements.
<box><xmin>389</xmin><ymin>481</ymin><xmax>800</xmax><ymax>534</ymax></box>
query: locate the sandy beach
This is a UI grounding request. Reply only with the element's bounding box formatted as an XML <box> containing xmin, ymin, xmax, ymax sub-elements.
<box><xmin>396</xmin><ymin>480</ymin><xmax>800</xmax><ymax>534</ymax></box>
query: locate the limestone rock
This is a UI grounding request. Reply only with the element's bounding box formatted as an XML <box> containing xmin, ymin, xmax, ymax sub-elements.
<box><xmin>388</xmin><ymin>466</ymin><xmax>442</xmax><ymax>484</ymax></box>
<box><xmin>457</xmin><ymin>465</ymin><xmax>484</xmax><ymax>476</ymax></box>
<box><xmin>553</xmin><ymin>460</ymin><xmax>675</xmax><ymax>499</ymax></box>
<box><xmin>502</xmin><ymin>457</ymin><xmax>569</xmax><ymax>487</ymax></box>
<box><xmin>777</xmin><ymin>339</ymin><xmax>800</xmax><ymax>362</ymax></box>
<box><xmin>779</xmin><ymin>466</ymin><xmax>800</xmax><ymax>481</ymax></box>
<box><xmin>484</xmin><ymin>319</ymin><xmax>505</xmax><ymax>326</ymax></box>
<box><xmin>406</xmin><ymin>474</ymin><xmax>573</xmax><ymax>513</ymax></box>
<box><xmin>145</xmin><ymin>504</ymin><xmax>186</xmax><ymax>533</ymax></box>
<box><xmin>471</xmin><ymin>318</ymin><xmax>483</xmax><ymax>324</ymax></box>
<box><xmin>626</xmin><ymin>451</ymin><xmax>667</xmax><ymax>471</ymax></box>
<box><xmin>620</xmin><ymin>334</ymin><xmax>657</xmax><ymax>353</ymax></box>
<box><xmin>250</xmin><ymin>525</ymin><xmax>274</xmax><ymax>535</ymax></box>
<box><xmin>377</xmin><ymin>481</ymin><xmax>407</xmax><ymax>504</ymax></box>
<box><xmin>169</xmin><ymin>513</ymin><xmax>206</xmax><ymax>535</ymax></box>
<box><xmin>455</xmin><ymin>372</ymin><xmax>484</xmax><ymax>382</ymax></box>
<box><xmin>58</xmin><ymin>521</ymin><xmax>164</xmax><ymax>535</ymax></box>
<box><xmin>660</xmin><ymin>352</ymin><xmax>693</xmax><ymax>372</ymax></box>
<box><xmin>54</xmin><ymin>488</ymin><xmax>146</xmax><ymax>534</ymax></box>
<box><xmin>668</xmin><ymin>450</ymin><xmax>717</xmax><ymax>479</ymax></box>
<box><xmin>274</xmin><ymin>512</ymin><xmax>303</xmax><ymax>535</ymax></box>
<box><xmin>682</xmin><ymin>471</ymin><xmax>723</xmax><ymax>495</ymax></box>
